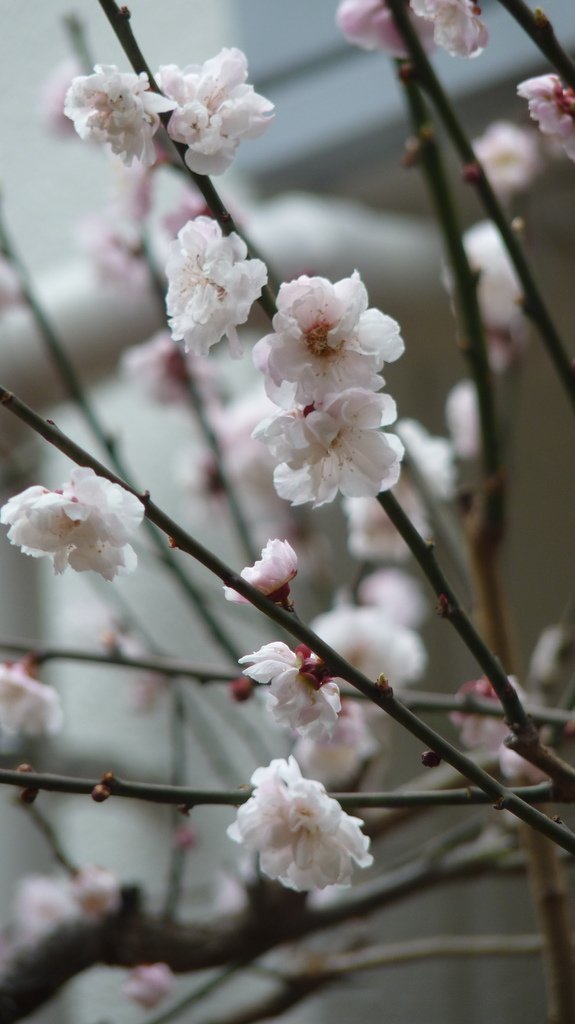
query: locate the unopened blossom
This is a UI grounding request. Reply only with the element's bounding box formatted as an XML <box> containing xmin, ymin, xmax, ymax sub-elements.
<box><xmin>472</xmin><ymin>120</ymin><xmax>541</xmax><ymax>200</ymax></box>
<box><xmin>253</xmin><ymin>271</ymin><xmax>404</xmax><ymax>405</ymax></box>
<box><xmin>445</xmin><ymin>379</ymin><xmax>480</xmax><ymax>459</ymax></box>
<box><xmin>255</xmin><ymin>388</ymin><xmax>403</xmax><ymax>507</ymax></box>
<box><xmin>343</xmin><ymin>479</ymin><xmax>430</xmax><ymax>562</ymax></box>
<box><xmin>357</xmin><ymin>568</ymin><xmax>427</xmax><ymax>629</ymax></box>
<box><xmin>165</xmin><ymin>216</ymin><xmax>267</xmax><ymax>358</ymax></box>
<box><xmin>462</xmin><ymin>221</ymin><xmax>527</xmax><ymax>365</ymax></box>
<box><xmin>71</xmin><ymin>865</ymin><xmax>121</xmax><ymax>919</ymax></box>
<box><xmin>64</xmin><ymin>64</ymin><xmax>176</xmax><ymax>166</ymax></box>
<box><xmin>123</xmin><ymin>964</ymin><xmax>175</xmax><ymax>1009</ymax></box>
<box><xmin>311</xmin><ymin>604</ymin><xmax>427</xmax><ymax>686</ymax></box>
<box><xmin>239</xmin><ymin>641</ymin><xmax>341</xmax><ymax>739</ymax></box>
<box><xmin>410</xmin><ymin>0</ymin><xmax>488</xmax><ymax>57</ymax></box>
<box><xmin>293</xmin><ymin>699</ymin><xmax>378</xmax><ymax>788</ymax></box>
<box><xmin>224</xmin><ymin>538</ymin><xmax>297</xmax><ymax>605</ymax></box>
<box><xmin>0</xmin><ymin>467</ymin><xmax>144</xmax><ymax>581</ymax></box>
<box><xmin>517</xmin><ymin>74</ymin><xmax>575</xmax><ymax>162</ymax></box>
<box><xmin>0</xmin><ymin>661</ymin><xmax>62</xmax><ymax>737</ymax></box>
<box><xmin>336</xmin><ymin>0</ymin><xmax>435</xmax><ymax>56</ymax></box>
<box><xmin>13</xmin><ymin>876</ymin><xmax>77</xmax><ymax>943</ymax></box>
<box><xmin>158</xmin><ymin>49</ymin><xmax>274</xmax><ymax>175</ymax></box>
<box><xmin>395</xmin><ymin>417</ymin><xmax>456</xmax><ymax>500</ymax></box>
<box><xmin>227</xmin><ymin>756</ymin><xmax>373</xmax><ymax>890</ymax></box>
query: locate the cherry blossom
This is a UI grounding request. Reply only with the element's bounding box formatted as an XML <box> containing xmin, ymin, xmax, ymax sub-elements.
<box><xmin>517</xmin><ymin>74</ymin><xmax>575</xmax><ymax>163</ymax></box>
<box><xmin>336</xmin><ymin>0</ymin><xmax>435</xmax><ymax>56</ymax></box>
<box><xmin>445</xmin><ymin>379</ymin><xmax>480</xmax><ymax>460</ymax></box>
<box><xmin>165</xmin><ymin>216</ymin><xmax>268</xmax><ymax>358</ymax></box>
<box><xmin>472</xmin><ymin>120</ymin><xmax>541</xmax><ymax>200</ymax></box>
<box><xmin>75</xmin><ymin>210</ymin><xmax>148</xmax><ymax>291</ymax></box>
<box><xmin>123</xmin><ymin>964</ymin><xmax>175</xmax><ymax>1009</ymax></box>
<box><xmin>254</xmin><ymin>388</ymin><xmax>403</xmax><ymax>507</ymax></box>
<box><xmin>158</xmin><ymin>49</ymin><xmax>274</xmax><ymax>175</ymax></box>
<box><xmin>293</xmin><ymin>699</ymin><xmax>378</xmax><ymax>787</ymax></box>
<box><xmin>0</xmin><ymin>467</ymin><xmax>144</xmax><ymax>581</ymax></box>
<box><xmin>253</xmin><ymin>271</ymin><xmax>404</xmax><ymax>405</ymax></box>
<box><xmin>462</xmin><ymin>221</ymin><xmax>527</xmax><ymax>367</ymax></box>
<box><xmin>239</xmin><ymin>641</ymin><xmax>341</xmax><ymax>739</ymax></box>
<box><xmin>0</xmin><ymin>661</ymin><xmax>62</xmax><ymax>737</ymax></box>
<box><xmin>410</xmin><ymin>0</ymin><xmax>488</xmax><ymax>58</ymax></box>
<box><xmin>395</xmin><ymin>418</ymin><xmax>456</xmax><ymax>500</ymax></box>
<box><xmin>64</xmin><ymin>64</ymin><xmax>176</xmax><ymax>166</ymax></box>
<box><xmin>343</xmin><ymin>479</ymin><xmax>430</xmax><ymax>562</ymax></box>
<box><xmin>357</xmin><ymin>567</ymin><xmax>428</xmax><ymax>628</ymax></box>
<box><xmin>311</xmin><ymin>604</ymin><xmax>427</xmax><ymax>686</ymax></box>
<box><xmin>13</xmin><ymin>876</ymin><xmax>77</xmax><ymax>943</ymax></box>
<box><xmin>224</xmin><ymin>538</ymin><xmax>298</xmax><ymax>605</ymax></box>
<box><xmin>227</xmin><ymin>756</ymin><xmax>373</xmax><ymax>890</ymax></box>
<box><xmin>122</xmin><ymin>330</ymin><xmax>215</xmax><ymax>405</ymax></box>
<box><xmin>39</xmin><ymin>58</ymin><xmax>81</xmax><ymax>136</ymax></box>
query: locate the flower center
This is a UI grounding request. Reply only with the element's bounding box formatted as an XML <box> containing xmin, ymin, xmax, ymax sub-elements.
<box><xmin>305</xmin><ymin>322</ymin><xmax>343</xmax><ymax>359</ymax></box>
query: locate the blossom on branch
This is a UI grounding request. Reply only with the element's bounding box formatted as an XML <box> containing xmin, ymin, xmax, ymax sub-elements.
<box><xmin>293</xmin><ymin>699</ymin><xmax>378</xmax><ymax>787</ymax></box>
<box><xmin>472</xmin><ymin>120</ymin><xmax>541</xmax><ymax>200</ymax></box>
<box><xmin>227</xmin><ymin>756</ymin><xmax>373</xmax><ymax>890</ymax></box>
<box><xmin>254</xmin><ymin>389</ymin><xmax>403</xmax><ymax>507</ymax></box>
<box><xmin>0</xmin><ymin>661</ymin><xmax>62</xmax><ymax>736</ymax></box>
<box><xmin>517</xmin><ymin>74</ymin><xmax>575</xmax><ymax>163</ymax></box>
<box><xmin>311</xmin><ymin>604</ymin><xmax>427</xmax><ymax>686</ymax></box>
<box><xmin>239</xmin><ymin>641</ymin><xmax>341</xmax><ymax>739</ymax></box>
<box><xmin>224</xmin><ymin>538</ymin><xmax>297</xmax><ymax>605</ymax></box>
<box><xmin>165</xmin><ymin>216</ymin><xmax>267</xmax><ymax>357</ymax></box>
<box><xmin>336</xmin><ymin>0</ymin><xmax>435</xmax><ymax>56</ymax></box>
<box><xmin>0</xmin><ymin>467</ymin><xmax>144</xmax><ymax>581</ymax></box>
<box><xmin>158</xmin><ymin>49</ymin><xmax>274</xmax><ymax>175</ymax></box>
<box><xmin>253</xmin><ymin>271</ymin><xmax>404</xmax><ymax>405</ymax></box>
<box><xmin>462</xmin><ymin>220</ymin><xmax>527</xmax><ymax>367</ymax></box>
<box><xmin>64</xmin><ymin>65</ymin><xmax>176</xmax><ymax>166</ymax></box>
<box><xmin>410</xmin><ymin>0</ymin><xmax>488</xmax><ymax>58</ymax></box>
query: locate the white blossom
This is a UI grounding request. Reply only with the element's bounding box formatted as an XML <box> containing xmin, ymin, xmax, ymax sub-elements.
<box><xmin>227</xmin><ymin>756</ymin><xmax>373</xmax><ymax>890</ymax></box>
<box><xmin>165</xmin><ymin>216</ymin><xmax>267</xmax><ymax>358</ymax></box>
<box><xmin>13</xmin><ymin>876</ymin><xmax>77</xmax><ymax>943</ymax></box>
<box><xmin>343</xmin><ymin>480</ymin><xmax>430</xmax><ymax>562</ymax></box>
<box><xmin>311</xmin><ymin>604</ymin><xmax>427</xmax><ymax>686</ymax></box>
<box><xmin>224</xmin><ymin>538</ymin><xmax>297</xmax><ymax>604</ymax></box>
<box><xmin>71</xmin><ymin>865</ymin><xmax>121</xmax><ymax>919</ymax></box>
<box><xmin>410</xmin><ymin>0</ymin><xmax>488</xmax><ymax>58</ymax></box>
<box><xmin>0</xmin><ymin>467</ymin><xmax>144</xmax><ymax>581</ymax></box>
<box><xmin>253</xmin><ymin>272</ymin><xmax>404</xmax><ymax>405</ymax></box>
<box><xmin>395</xmin><ymin>418</ymin><xmax>456</xmax><ymax>500</ymax></box>
<box><xmin>357</xmin><ymin>568</ymin><xmax>428</xmax><ymax>629</ymax></box>
<box><xmin>0</xmin><ymin>661</ymin><xmax>62</xmax><ymax>737</ymax></box>
<box><xmin>158</xmin><ymin>49</ymin><xmax>274</xmax><ymax>175</ymax></box>
<box><xmin>123</xmin><ymin>964</ymin><xmax>175</xmax><ymax>1009</ymax></box>
<box><xmin>64</xmin><ymin>64</ymin><xmax>176</xmax><ymax>166</ymax></box>
<box><xmin>254</xmin><ymin>388</ymin><xmax>403</xmax><ymax>507</ymax></box>
<box><xmin>472</xmin><ymin>120</ymin><xmax>541</xmax><ymax>200</ymax></box>
<box><xmin>239</xmin><ymin>641</ymin><xmax>341</xmax><ymax>739</ymax></box>
<box><xmin>517</xmin><ymin>74</ymin><xmax>575</xmax><ymax>163</ymax></box>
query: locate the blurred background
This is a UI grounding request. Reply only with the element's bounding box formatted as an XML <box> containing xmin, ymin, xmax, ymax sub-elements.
<box><xmin>1</xmin><ymin>1</ymin><xmax>575</xmax><ymax>1021</ymax></box>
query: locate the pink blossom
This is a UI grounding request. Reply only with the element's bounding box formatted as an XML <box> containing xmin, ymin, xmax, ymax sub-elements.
<box><xmin>336</xmin><ymin>0</ymin><xmax>435</xmax><ymax>56</ymax></box>
<box><xmin>254</xmin><ymin>388</ymin><xmax>403</xmax><ymax>507</ymax></box>
<box><xmin>163</xmin><ymin>186</ymin><xmax>212</xmax><ymax>239</ymax></box>
<box><xmin>0</xmin><ymin>467</ymin><xmax>144</xmax><ymax>581</ymax></box>
<box><xmin>0</xmin><ymin>661</ymin><xmax>62</xmax><ymax>736</ymax></box>
<box><xmin>13</xmin><ymin>876</ymin><xmax>77</xmax><ymax>943</ymax></box>
<box><xmin>410</xmin><ymin>0</ymin><xmax>488</xmax><ymax>58</ymax></box>
<box><xmin>517</xmin><ymin>74</ymin><xmax>575</xmax><ymax>162</ymax></box>
<box><xmin>158</xmin><ymin>49</ymin><xmax>274</xmax><ymax>175</ymax></box>
<box><xmin>293</xmin><ymin>699</ymin><xmax>378</xmax><ymax>787</ymax></box>
<box><xmin>165</xmin><ymin>216</ymin><xmax>267</xmax><ymax>358</ymax></box>
<box><xmin>123</xmin><ymin>963</ymin><xmax>175</xmax><ymax>1009</ymax></box>
<box><xmin>121</xmin><ymin>331</ymin><xmax>215</xmax><ymax>405</ymax></box>
<box><xmin>445</xmin><ymin>379</ymin><xmax>480</xmax><ymax>459</ymax></box>
<box><xmin>39</xmin><ymin>58</ymin><xmax>81</xmax><ymax>135</ymax></box>
<box><xmin>357</xmin><ymin>568</ymin><xmax>427</xmax><ymax>628</ymax></box>
<box><xmin>227</xmin><ymin>756</ymin><xmax>373</xmax><ymax>890</ymax></box>
<box><xmin>224</xmin><ymin>538</ymin><xmax>297</xmax><ymax>605</ymax></box>
<box><xmin>75</xmin><ymin>210</ymin><xmax>148</xmax><ymax>291</ymax></box>
<box><xmin>239</xmin><ymin>641</ymin><xmax>341</xmax><ymax>739</ymax></box>
<box><xmin>64</xmin><ymin>64</ymin><xmax>176</xmax><ymax>166</ymax></box>
<box><xmin>254</xmin><ymin>272</ymin><xmax>403</xmax><ymax>406</ymax></box>
<box><xmin>71</xmin><ymin>865</ymin><xmax>121</xmax><ymax>919</ymax></box>
<box><xmin>472</xmin><ymin>120</ymin><xmax>541</xmax><ymax>199</ymax></box>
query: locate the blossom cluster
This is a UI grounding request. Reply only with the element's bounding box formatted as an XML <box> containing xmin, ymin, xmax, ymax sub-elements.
<box><xmin>227</xmin><ymin>756</ymin><xmax>373</xmax><ymax>890</ymax></box>
<box><xmin>64</xmin><ymin>50</ymin><xmax>273</xmax><ymax>174</ymax></box>
<box><xmin>337</xmin><ymin>0</ymin><xmax>487</xmax><ymax>59</ymax></box>
<box><xmin>253</xmin><ymin>271</ymin><xmax>405</xmax><ymax>507</ymax></box>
